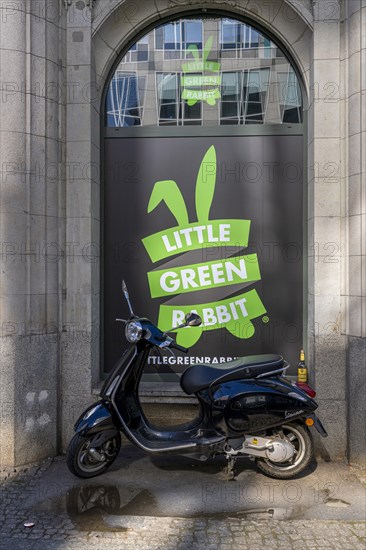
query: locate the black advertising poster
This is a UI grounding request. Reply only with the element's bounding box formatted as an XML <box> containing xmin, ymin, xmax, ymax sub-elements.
<box><xmin>104</xmin><ymin>136</ymin><xmax>303</xmax><ymax>375</ymax></box>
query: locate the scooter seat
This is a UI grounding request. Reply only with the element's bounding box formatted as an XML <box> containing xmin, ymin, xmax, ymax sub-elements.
<box><xmin>180</xmin><ymin>354</ymin><xmax>284</xmax><ymax>395</ymax></box>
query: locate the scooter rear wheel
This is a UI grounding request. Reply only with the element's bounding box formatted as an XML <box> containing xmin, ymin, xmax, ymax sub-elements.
<box><xmin>66</xmin><ymin>432</ymin><xmax>121</xmax><ymax>478</ymax></box>
<box><xmin>256</xmin><ymin>422</ymin><xmax>313</xmax><ymax>479</ymax></box>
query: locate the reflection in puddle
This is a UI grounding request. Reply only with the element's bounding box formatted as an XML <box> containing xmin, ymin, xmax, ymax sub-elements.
<box><xmin>66</xmin><ymin>484</ymin><xmax>158</xmax><ymax>532</ymax></box>
<box><xmin>63</xmin><ymin>484</ymin><xmax>292</xmax><ymax>531</ymax></box>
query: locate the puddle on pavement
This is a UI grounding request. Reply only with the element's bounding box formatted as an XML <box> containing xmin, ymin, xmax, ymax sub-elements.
<box><xmin>37</xmin><ymin>483</ymin><xmax>294</xmax><ymax>532</ymax></box>
<box><xmin>65</xmin><ymin>484</ymin><xmax>157</xmax><ymax>532</ymax></box>
<box><xmin>35</xmin><ymin>483</ymin><xmax>297</xmax><ymax>532</ymax></box>
<box><xmin>34</xmin><ymin>477</ymin><xmax>355</xmax><ymax>533</ymax></box>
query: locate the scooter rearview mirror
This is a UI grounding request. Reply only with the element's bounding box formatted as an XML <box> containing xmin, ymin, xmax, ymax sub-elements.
<box><xmin>185</xmin><ymin>312</ymin><xmax>202</xmax><ymax>327</ymax></box>
<box><xmin>122</xmin><ymin>280</ymin><xmax>134</xmax><ymax>317</ymax></box>
<box><xmin>122</xmin><ymin>280</ymin><xmax>129</xmax><ymax>297</ymax></box>
<box><xmin>163</xmin><ymin>312</ymin><xmax>202</xmax><ymax>335</ymax></box>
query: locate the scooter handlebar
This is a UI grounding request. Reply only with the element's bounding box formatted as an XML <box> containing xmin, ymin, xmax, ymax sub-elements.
<box><xmin>170</xmin><ymin>342</ymin><xmax>189</xmax><ymax>354</ymax></box>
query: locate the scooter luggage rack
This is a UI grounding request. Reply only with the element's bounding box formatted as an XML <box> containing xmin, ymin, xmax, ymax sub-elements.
<box><xmin>255</xmin><ymin>362</ymin><xmax>290</xmax><ymax>378</ymax></box>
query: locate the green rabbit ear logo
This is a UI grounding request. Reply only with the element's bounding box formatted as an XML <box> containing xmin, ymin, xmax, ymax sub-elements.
<box><xmin>142</xmin><ymin>145</ymin><xmax>267</xmax><ymax>349</ymax></box>
<box><xmin>147</xmin><ymin>145</ymin><xmax>217</xmax><ymax>229</ymax></box>
<box><xmin>186</xmin><ymin>37</ymin><xmax>213</xmax><ymax>64</ymax></box>
<box><xmin>148</xmin><ymin>180</ymin><xmax>189</xmax><ymax>226</ymax></box>
<box><xmin>186</xmin><ymin>44</ymin><xmax>200</xmax><ymax>62</ymax></box>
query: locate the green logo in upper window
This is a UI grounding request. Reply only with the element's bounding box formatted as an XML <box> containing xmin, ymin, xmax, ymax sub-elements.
<box><xmin>181</xmin><ymin>36</ymin><xmax>221</xmax><ymax>106</ymax></box>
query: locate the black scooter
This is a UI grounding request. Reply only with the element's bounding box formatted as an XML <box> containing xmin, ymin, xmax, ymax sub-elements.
<box><xmin>67</xmin><ymin>282</ymin><xmax>327</xmax><ymax>480</ymax></box>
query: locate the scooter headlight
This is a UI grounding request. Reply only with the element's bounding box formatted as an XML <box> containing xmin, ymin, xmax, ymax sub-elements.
<box><xmin>125</xmin><ymin>320</ymin><xmax>143</xmax><ymax>343</ymax></box>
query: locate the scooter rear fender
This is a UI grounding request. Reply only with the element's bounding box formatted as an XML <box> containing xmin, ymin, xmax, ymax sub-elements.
<box><xmin>307</xmin><ymin>413</ymin><xmax>328</xmax><ymax>437</ymax></box>
<box><xmin>74</xmin><ymin>401</ymin><xmax>119</xmax><ymax>436</ymax></box>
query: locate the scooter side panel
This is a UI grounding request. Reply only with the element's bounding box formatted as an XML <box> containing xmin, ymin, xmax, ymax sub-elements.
<box><xmin>205</xmin><ymin>378</ymin><xmax>317</xmax><ymax>436</ymax></box>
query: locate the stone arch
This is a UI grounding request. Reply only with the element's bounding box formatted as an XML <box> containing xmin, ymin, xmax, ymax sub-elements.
<box><xmin>92</xmin><ymin>0</ymin><xmax>313</xmax><ymax>105</ymax></box>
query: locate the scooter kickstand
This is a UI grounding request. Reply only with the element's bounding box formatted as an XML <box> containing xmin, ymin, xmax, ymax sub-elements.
<box><xmin>225</xmin><ymin>455</ymin><xmax>237</xmax><ymax>481</ymax></box>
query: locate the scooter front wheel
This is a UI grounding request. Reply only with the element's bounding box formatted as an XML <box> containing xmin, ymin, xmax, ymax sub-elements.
<box><xmin>66</xmin><ymin>432</ymin><xmax>121</xmax><ymax>478</ymax></box>
<box><xmin>256</xmin><ymin>422</ymin><xmax>313</xmax><ymax>479</ymax></box>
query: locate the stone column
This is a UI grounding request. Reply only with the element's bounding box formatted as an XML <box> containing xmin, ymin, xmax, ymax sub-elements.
<box><xmin>309</xmin><ymin>0</ymin><xmax>347</xmax><ymax>460</ymax></box>
<box><xmin>0</xmin><ymin>0</ymin><xmax>65</xmax><ymax>467</ymax></box>
<box><xmin>61</xmin><ymin>0</ymin><xmax>101</xmax><ymax>449</ymax></box>
<box><xmin>341</xmin><ymin>0</ymin><xmax>366</xmax><ymax>466</ymax></box>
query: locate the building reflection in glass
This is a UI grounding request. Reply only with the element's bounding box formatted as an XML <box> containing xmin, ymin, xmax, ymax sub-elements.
<box><xmin>106</xmin><ymin>18</ymin><xmax>302</xmax><ymax>128</ymax></box>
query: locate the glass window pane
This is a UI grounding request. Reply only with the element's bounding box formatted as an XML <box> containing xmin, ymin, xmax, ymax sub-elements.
<box><xmin>164</xmin><ymin>24</ymin><xmax>175</xmax><ymax>44</ymax></box>
<box><xmin>222</xmin><ymin>72</ymin><xmax>241</xmax><ymax>100</ymax></box>
<box><xmin>184</xmin><ymin>21</ymin><xmax>202</xmax><ymax>47</ymax></box>
<box><xmin>184</xmin><ymin>101</ymin><xmax>201</xmax><ymax>120</ymax></box>
<box><xmin>137</xmin><ymin>45</ymin><xmax>148</xmax><ymax>62</ymax></box>
<box><xmin>222</xmin><ymin>23</ymin><xmax>236</xmax><ymax>48</ymax></box>
<box><xmin>277</xmin><ymin>71</ymin><xmax>289</xmax><ymax>105</ymax></box>
<box><xmin>246</xmin><ymin>103</ymin><xmax>262</xmax><ymax>116</ymax></box>
<box><xmin>123</xmin><ymin>116</ymin><xmax>140</xmax><ymax>127</ymax></box>
<box><xmin>158</xmin><ymin>73</ymin><xmax>178</xmax><ymax>101</ymax></box>
<box><xmin>164</xmin><ymin>23</ymin><xmax>180</xmax><ymax>50</ymax></box>
<box><xmin>250</xmin><ymin>28</ymin><xmax>259</xmax><ymax>47</ymax></box>
<box><xmin>157</xmin><ymin>73</ymin><xmax>178</xmax><ymax>123</ymax></box>
<box><xmin>106</xmin><ymin>73</ymin><xmax>141</xmax><ymax>127</ymax></box>
<box><xmin>243</xmin><ymin>24</ymin><xmax>250</xmax><ymax>48</ymax></box>
<box><xmin>155</xmin><ymin>27</ymin><xmax>164</xmax><ymax>49</ymax></box>
<box><xmin>106</xmin><ymin>17</ymin><xmax>303</xmax><ymax>127</ymax></box>
<box><xmin>246</xmin><ymin>70</ymin><xmax>260</xmax><ymax>100</ymax></box>
<box><xmin>283</xmin><ymin>107</ymin><xmax>300</xmax><ymax>123</ymax></box>
<box><xmin>259</xmin><ymin>68</ymin><xmax>270</xmax><ymax>92</ymax></box>
<box><xmin>221</xmin><ymin>71</ymin><xmax>241</xmax><ymax>123</ymax></box>
<box><xmin>222</xmin><ymin>102</ymin><xmax>238</xmax><ymax>117</ymax></box>
<box><xmin>160</xmin><ymin>104</ymin><xmax>177</xmax><ymax>120</ymax></box>
<box><xmin>286</xmin><ymin>69</ymin><xmax>301</xmax><ymax>106</ymax></box>
<box><xmin>243</xmin><ymin>69</ymin><xmax>270</xmax><ymax>124</ymax></box>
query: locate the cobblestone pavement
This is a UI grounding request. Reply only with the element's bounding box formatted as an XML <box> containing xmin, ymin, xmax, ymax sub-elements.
<box><xmin>0</xmin><ymin>458</ymin><xmax>365</xmax><ymax>550</ymax></box>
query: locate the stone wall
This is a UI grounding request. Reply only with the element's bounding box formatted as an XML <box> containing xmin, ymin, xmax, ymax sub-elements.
<box><xmin>0</xmin><ymin>0</ymin><xmax>66</xmax><ymax>465</ymax></box>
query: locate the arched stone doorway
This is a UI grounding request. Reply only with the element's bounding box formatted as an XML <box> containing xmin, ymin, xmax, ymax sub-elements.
<box><xmin>60</xmin><ymin>0</ymin><xmax>351</xmax><ymax>463</ymax></box>
<box><xmin>101</xmin><ymin>14</ymin><xmax>306</xmax><ymax>380</ymax></box>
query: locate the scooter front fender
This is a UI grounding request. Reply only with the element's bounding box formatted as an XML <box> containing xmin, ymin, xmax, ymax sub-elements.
<box><xmin>74</xmin><ymin>401</ymin><xmax>118</xmax><ymax>436</ymax></box>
